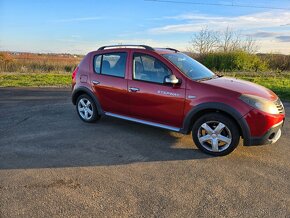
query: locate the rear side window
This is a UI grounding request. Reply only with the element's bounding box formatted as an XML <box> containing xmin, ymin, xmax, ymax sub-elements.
<box><xmin>94</xmin><ymin>55</ymin><xmax>102</xmax><ymax>73</ymax></box>
<box><xmin>93</xmin><ymin>52</ymin><xmax>127</xmax><ymax>78</ymax></box>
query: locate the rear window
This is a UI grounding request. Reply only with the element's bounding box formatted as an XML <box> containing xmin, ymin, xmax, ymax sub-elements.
<box><xmin>93</xmin><ymin>52</ymin><xmax>127</xmax><ymax>78</ymax></box>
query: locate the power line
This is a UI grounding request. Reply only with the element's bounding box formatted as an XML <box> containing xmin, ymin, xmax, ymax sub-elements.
<box><xmin>144</xmin><ymin>0</ymin><xmax>290</xmax><ymax>10</ymax></box>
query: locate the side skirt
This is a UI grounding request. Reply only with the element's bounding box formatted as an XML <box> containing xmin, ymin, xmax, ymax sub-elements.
<box><xmin>105</xmin><ymin>112</ymin><xmax>181</xmax><ymax>132</ymax></box>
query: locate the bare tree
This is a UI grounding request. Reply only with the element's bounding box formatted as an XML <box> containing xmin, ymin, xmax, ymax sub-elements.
<box><xmin>189</xmin><ymin>26</ymin><xmax>219</xmax><ymax>55</ymax></box>
<box><xmin>218</xmin><ymin>27</ymin><xmax>242</xmax><ymax>52</ymax></box>
<box><xmin>190</xmin><ymin>26</ymin><xmax>258</xmax><ymax>54</ymax></box>
<box><xmin>242</xmin><ymin>36</ymin><xmax>258</xmax><ymax>54</ymax></box>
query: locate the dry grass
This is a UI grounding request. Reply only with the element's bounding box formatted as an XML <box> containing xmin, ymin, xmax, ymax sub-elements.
<box><xmin>0</xmin><ymin>52</ymin><xmax>82</xmax><ymax>73</ymax></box>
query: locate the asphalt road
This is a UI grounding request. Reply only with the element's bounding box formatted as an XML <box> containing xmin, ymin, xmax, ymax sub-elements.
<box><xmin>0</xmin><ymin>88</ymin><xmax>289</xmax><ymax>217</ymax></box>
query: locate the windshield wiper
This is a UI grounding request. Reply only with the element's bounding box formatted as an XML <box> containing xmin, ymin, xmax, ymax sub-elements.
<box><xmin>197</xmin><ymin>75</ymin><xmax>217</xmax><ymax>81</ymax></box>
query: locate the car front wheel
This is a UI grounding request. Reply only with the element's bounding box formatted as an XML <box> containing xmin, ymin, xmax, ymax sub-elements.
<box><xmin>192</xmin><ymin>113</ymin><xmax>240</xmax><ymax>156</ymax></box>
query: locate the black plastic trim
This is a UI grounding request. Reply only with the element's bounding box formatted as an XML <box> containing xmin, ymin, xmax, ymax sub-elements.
<box><xmin>248</xmin><ymin>120</ymin><xmax>283</xmax><ymax>146</ymax></box>
<box><xmin>165</xmin><ymin>47</ymin><xmax>179</xmax><ymax>52</ymax></box>
<box><xmin>98</xmin><ymin>45</ymin><xmax>154</xmax><ymax>51</ymax></box>
<box><xmin>72</xmin><ymin>87</ymin><xmax>104</xmax><ymax>115</ymax></box>
<box><xmin>180</xmin><ymin>102</ymin><xmax>251</xmax><ymax>146</ymax></box>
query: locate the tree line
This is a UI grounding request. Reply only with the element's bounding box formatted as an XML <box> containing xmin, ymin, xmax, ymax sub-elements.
<box><xmin>188</xmin><ymin>27</ymin><xmax>290</xmax><ymax>72</ymax></box>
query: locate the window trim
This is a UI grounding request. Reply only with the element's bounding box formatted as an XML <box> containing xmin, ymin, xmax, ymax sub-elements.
<box><xmin>132</xmin><ymin>52</ymin><xmax>172</xmax><ymax>85</ymax></box>
<box><xmin>93</xmin><ymin>52</ymin><xmax>127</xmax><ymax>78</ymax></box>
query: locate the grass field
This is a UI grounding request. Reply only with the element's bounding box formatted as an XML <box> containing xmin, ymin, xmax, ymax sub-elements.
<box><xmin>0</xmin><ymin>72</ymin><xmax>289</xmax><ymax>101</ymax></box>
<box><xmin>0</xmin><ymin>52</ymin><xmax>289</xmax><ymax>101</ymax></box>
<box><xmin>0</xmin><ymin>52</ymin><xmax>81</xmax><ymax>73</ymax></box>
<box><xmin>0</xmin><ymin>73</ymin><xmax>71</xmax><ymax>87</ymax></box>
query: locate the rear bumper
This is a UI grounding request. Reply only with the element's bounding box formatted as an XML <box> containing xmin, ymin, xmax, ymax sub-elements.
<box><xmin>245</xmin><ymin>120</ymin><xmax>284</xmax><ymax>146</ymax></box>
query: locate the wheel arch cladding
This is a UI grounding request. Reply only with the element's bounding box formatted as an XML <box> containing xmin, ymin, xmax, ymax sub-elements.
<box><xmin>180</xmin><ymin>102</ymin><xmax>251</xmax><ymax>146</ymax></box>
<box><xmin>72</xmin><ymin>87</ymin><xmax>103</xmax><ymax>115</ymax></box>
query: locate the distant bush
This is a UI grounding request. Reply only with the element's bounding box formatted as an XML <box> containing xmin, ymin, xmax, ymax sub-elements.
<box><xmin>259</xmin><ymin>54</ymin><xmax>290</xmax><ymax>72</ymax></box>
<box><xmin>64</xmin><ymin>65</ymin><xmax>74</xmax><ymax>72</ymax></box>
<box><xmin>196</xmin><ymin>51</ymin><xmax>268</xmax><ymax>72</ymax></box>
<box><xmin>0</xmin><ymin>53</ymin><xmax>16</xmax><ymax>72</ymax></box>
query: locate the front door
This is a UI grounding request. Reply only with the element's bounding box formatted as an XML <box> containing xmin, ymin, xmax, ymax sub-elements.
<box><xmin>128</xmin><ymin>52</ymin><xmax>185</xmax><ymax>128</ymax></box>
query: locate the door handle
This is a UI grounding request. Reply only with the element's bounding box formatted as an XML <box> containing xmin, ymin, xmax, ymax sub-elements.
<box><xmin>92</xmin><ymin>80</ymin><xmax>100</xmax><ymax>85</ymax></box>
<box><xmin>129</xmin><ymin>87</ymin><xmax>140</xmax><ymax>92</ymax></box>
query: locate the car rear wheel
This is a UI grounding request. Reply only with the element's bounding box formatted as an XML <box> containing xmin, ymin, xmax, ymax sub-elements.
<box><xmin>192</xmin><ymin>113</ymin><xmax>240</xmax><ymax>156</ymax></box>
<box><xmin>76</xmin><ymin>94</ymin><xmax>100</xmax><ymax>123</ymax></box>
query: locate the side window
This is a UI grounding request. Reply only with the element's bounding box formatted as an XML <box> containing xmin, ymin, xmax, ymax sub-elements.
<box><xmin>93</xmin><ymin>52</ymin><xmax>127</xmax><ymax>78</ymax></box>
<box><xmin>94</xmin><ymin>55</ymin><xmax>101</xmax><ymax>74</ymax></box>
<box><xmin>133</xmin><ymin>53</ymin><xmax>171</xmax><ymax>84</ymax></box>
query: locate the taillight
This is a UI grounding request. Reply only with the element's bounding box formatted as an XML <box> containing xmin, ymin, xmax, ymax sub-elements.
<box><xmin>72</xmin><ymin>66</ymin><xmax>79</xmax><ymax>80</ymax></box>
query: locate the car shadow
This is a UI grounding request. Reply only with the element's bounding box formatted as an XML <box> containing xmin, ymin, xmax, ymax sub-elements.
<box><xmin>0</xmin><ymin>113</ymin><xmax>213</xmax><ymax>170</ymax></box>
<box><xmin>0</xmin><ymin>88</ymin><xmax>218</xmax><ymax>170</ymax></box>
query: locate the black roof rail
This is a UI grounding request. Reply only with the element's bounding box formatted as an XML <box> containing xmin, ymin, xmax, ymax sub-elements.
<box><xmin>165</xmin><ymin>47</ymin><xmax>179</xmax><ymax>52</ymax></box>
<box><xmin>98</xmin><ymin>45</ymin><xmax>154</xmax><ymax>51</ymax></box>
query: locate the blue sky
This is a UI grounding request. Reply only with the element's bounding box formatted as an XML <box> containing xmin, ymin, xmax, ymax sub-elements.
<box><xmin>0</xmin><ymin>0</ymin><xmax>290</xmax><ymax>54</ymax></box>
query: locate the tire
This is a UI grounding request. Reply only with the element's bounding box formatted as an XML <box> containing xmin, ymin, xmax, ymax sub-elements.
<box><xmin>192</xmin><ymin>113</ymin><xmax>240</xmax><ymax>156</ymax></box>
<box><xmin>76</xmin><ymin>94</ymin><xmax>100</xmax><ymax>123</ymax></box>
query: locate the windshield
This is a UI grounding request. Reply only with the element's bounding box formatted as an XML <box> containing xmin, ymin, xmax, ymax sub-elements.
<box><xmin>162</xmin><ymin>53</ymin><xmax>215</xmax><ymax>80</ymax></box>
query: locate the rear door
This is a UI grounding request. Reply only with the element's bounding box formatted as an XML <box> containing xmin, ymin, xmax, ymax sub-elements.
<box><xmin>90</xmin><ymin>52</ymin><xmax>129</xmax><ymax>115</ymax></box>
<box><xmin>128</xmin><ymin>52</ymin><xmax>185</xmax><ymax>128</ymax></box>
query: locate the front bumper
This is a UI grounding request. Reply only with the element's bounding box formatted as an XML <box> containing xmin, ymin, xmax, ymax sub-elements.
<box><xmin>246</xmin><ymin>120</ymin><xmax>284</xmax><ymax>146</ymax></box>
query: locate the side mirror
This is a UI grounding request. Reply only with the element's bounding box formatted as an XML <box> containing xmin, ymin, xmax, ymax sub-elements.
<box><xmin>164</xmin><ymin>75</ymin><xmax>181</xmax><ymax>85</ymax></box>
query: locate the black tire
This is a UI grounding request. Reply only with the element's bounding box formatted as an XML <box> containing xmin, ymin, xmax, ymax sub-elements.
<box><xmin>192</xmin><ymin>113</ymin><xmax>240</xmax><ymax>156</ymax></box>
<box><xmin>76</xmin><ymin>94</ymin><xmax>100</xmax><ymax>123</ymax></box>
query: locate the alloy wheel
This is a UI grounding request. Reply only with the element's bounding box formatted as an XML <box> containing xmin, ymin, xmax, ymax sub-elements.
<box><xmin>77</xmin><ymin>98</ymin><xmax>93</xmax><ymax>120</ymax></box>
<box><xmin>197</xmin><ymin>121</ymin><xmax>232</xmax><ymax>152</ymax></box>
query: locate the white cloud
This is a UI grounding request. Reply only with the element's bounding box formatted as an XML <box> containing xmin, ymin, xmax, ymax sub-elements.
<box><xmin>149</xmin><ymin>11</ymin><xmax>290</xmax><ymax>34</ymax></box>
<box><xmin>258</xmin><ymin>39</ymin><xmax>290</xmax><ymax>54</ymax></box>
<box><xmin>247</xmin><ymin>31</ymin><xmax>278</xmax><ymax>38</ymax></box>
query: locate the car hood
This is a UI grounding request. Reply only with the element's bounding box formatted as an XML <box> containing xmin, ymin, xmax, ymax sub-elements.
<box><xmin>201</xmin><ymin>76</ymin><xmax>277</xmax><ymax>101</ymax></box>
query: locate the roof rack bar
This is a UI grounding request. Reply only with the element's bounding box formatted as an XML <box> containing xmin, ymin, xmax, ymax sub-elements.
<box><xmin>165</xmin><ymin>47</ymin><xmax>179</xmax><ymax>52</ymax></box>
<box><xmin>98</xmin><ymin>45</ymin><xmax>154</xmax><ymax>51</ymax></box>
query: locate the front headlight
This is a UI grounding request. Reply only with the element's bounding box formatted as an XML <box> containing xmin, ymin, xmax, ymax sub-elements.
<box><xmin>239</xmin><ymin>94</ymin><xmax>279</xmax><ymax>114</ymax></box>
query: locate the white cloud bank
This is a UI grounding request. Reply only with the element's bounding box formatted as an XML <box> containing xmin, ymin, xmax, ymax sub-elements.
<box><xmin>147</xmin><ymin>10</ymin><xmax>290</xmax><ymax>54</ymax></box>
<box><xmin>149</xmin><ymin>11</ymin><xmax>290</xmax><ymax>33</ymax></box>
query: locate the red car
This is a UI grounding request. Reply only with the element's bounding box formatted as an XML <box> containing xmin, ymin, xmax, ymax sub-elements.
<box><xmin>72</xmin><ymin>45</ymin><xmax>285</xmax><ymax>156</ymax></box>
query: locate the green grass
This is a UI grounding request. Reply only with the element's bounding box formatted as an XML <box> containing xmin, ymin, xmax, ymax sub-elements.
<box><xmin>0</xmin><ymin>72</ymin><xmax>289</xmax><ymax>101</ymax></box>
<box><xmin>0</xmin><ymin>73</ymin><xmax>71</xmax><ymax>87</ymax></box>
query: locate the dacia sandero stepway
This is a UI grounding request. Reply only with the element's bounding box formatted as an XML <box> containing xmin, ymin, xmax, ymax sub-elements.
<box><xmin>72</xmin><ymin>45</ymin><xmax>285</xmax><ymax>156</ymax></box>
